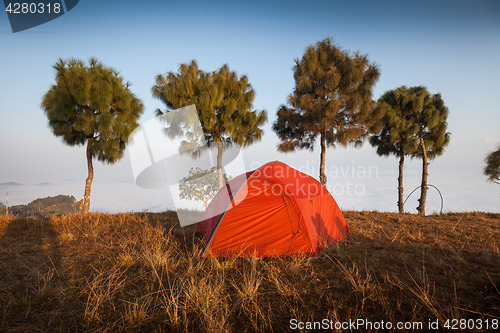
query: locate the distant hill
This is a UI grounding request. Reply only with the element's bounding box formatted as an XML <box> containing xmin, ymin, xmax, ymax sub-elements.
<box><xmin>0</xmin><ymin>182</ymin><xmax>22</xmax><ymax>186</ymax></box>
<box><xmin>0</xmin><ymin>202</ymin><xmax>4</xmax><ymax>209</ymax></box>
<box><xmin>8</xmin><ymin>195</ymin><xmax>80</xmax><ymax>217</ymax></box>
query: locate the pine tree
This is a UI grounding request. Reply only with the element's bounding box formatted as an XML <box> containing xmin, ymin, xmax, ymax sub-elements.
<box><xmin>42</xmin><ymin>58</ymin><xmax>144</xmax><ymax>213</ymax></box>
<box><xmin>371</xmin><ymin>86</ymin><xmax>450</xmax><ymax>215</ymax></box>
<box><xmin>370</xmin><ymin>87</ymin><xmax>421</xmax><ymax>213</ymax></box>
<box><xmin>273</xmin><ymin>38</ymin><xmax>381</xmax><ymax>185</ymax></box>
<box><xmin>484</xmin><ymin>145</ymin><xmax>500</xmax><ymax>184</ymax></box>
<box><xmin>413</xmin><ymin>89</ymin><xmax>450</xmax><ymax>216</ymax></box>
<box><xmin>152</xmin><ymin>61</ymin><xmax>267</xmax><ymax>189</ymax></box>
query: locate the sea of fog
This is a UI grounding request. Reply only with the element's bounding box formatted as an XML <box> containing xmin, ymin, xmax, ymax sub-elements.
<box><xmin>1</xmin><ymin>159</ymin><xmax>498</xmax><ymax>215</ymax></box>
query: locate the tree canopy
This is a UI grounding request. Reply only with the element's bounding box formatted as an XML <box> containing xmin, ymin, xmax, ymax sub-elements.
<box><xmin>42</xmin><ymin>58</ymin><xmax>143</xmax><ymax>163</ymax></box>
<box><xmin>273</xmin><ymin>38</ymin><xmax>381</xmax><ymax>184</ymax></box>
<box><xmin>152</xmin><ymin>61</ymin><xmax>267</xmax><ymax>189</ymax></box>
<box><xmin>371</xmin><ymin>86</ymin><xmax>449</xmax><ymax>161</ymax></box>
<box><xmin>484</xmin><ymin>145</ymin><xmax>500</xmax><ymax>184</ymax></box>
<box><xmin>370</xmin><ymin>87</ymin><xmax>424</xmax><ymax>158</ymax></box>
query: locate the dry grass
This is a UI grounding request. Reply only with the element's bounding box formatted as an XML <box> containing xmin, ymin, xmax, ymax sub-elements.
<box><xmin>0</xmin><ymin>211</ymin><xmax>498</xmax><ymax>332</ymax></box>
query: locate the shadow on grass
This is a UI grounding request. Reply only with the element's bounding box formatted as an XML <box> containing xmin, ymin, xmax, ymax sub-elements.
<box><xmin>0</xmin><ymin>216</ymin><xmax>70</xmax><ymax>331</ymax></box>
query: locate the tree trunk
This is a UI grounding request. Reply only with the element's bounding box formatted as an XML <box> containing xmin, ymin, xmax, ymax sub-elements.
<box><xmin>82</xmin><ymin>141</ymin><xmax>94</xmax><ymax>213</ymax></box>
<box><xmin>319</xmin><ymin>134</ymin><xmax>327</xmax><ymax>185</ymax></box>
<box><xmin>216</xmin><ymin>140</ymin><xmax>224</xmax><ymax>190</ymax></box>
<box><xmin>417</xmin><ymin>138</ymin><xmax>428</xmax><ymax>216</ymax></box>
<box><xmin>398</xmin><ymin>154</ymin><xmax>404</xmax><ymax>214</ymax></box>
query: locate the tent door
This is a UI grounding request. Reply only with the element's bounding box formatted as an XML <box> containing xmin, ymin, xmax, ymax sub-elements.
<box><xmin>281</xmin><ymin>194</ymin><xmax>303</xmax><ymax>253</ymax></box>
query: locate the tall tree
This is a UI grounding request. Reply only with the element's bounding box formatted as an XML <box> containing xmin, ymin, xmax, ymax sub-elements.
<box><xmin>370</xmin><ymin>87</ymin><xmax>421</xmax><ymax>213</ymax></box>
<box><xmin>484</xmin><ymin>145</ymin><xmax>500</xmax><ymax>184</ymax></box>
<box><xmin>273</xmin><ymin>38</ymin><xmax>381</xmax><ymax>185</ymax></box>
<box><xmin>42</xmin><ymin>58</ymin><xmax>144</xmax><ymax>213</ymax></box>
<box><xmin>370</xmin><ymin>86</ymin><xmax>449</xmax><ymax>215</ymax></box>
<box><xmin>152</xmin><ymin>61</ymin><xmax>267</xmax><ymax>189</ymax></box>
<box><xmin>413</xmin><ymin>89</ymin><xmax>450</xmax><ymax>216</ymax></box>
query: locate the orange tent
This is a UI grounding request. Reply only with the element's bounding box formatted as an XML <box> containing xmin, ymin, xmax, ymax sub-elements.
<box><xmin>197</xmin><ymin>161</ymin><xmax>349</xmax><ymax>257</ymax></box>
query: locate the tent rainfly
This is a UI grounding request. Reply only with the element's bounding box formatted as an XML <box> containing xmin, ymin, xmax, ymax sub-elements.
<box><xmin>197</xmin><ymin>161</ymin><xmax>349</xmax><ymax>257</ymax></box>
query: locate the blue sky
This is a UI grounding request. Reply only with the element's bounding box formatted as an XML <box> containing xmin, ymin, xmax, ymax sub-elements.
<box><xmin>0</xmin><ymin>0</ymin><xmax>499</xmax><ymax>213</ymax></box>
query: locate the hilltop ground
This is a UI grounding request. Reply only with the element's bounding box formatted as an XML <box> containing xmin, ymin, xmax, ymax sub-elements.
<box><xmin>0</xmin><ymin>211</ymin><xmax>498</xmax><ymax>332</ymax></box>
